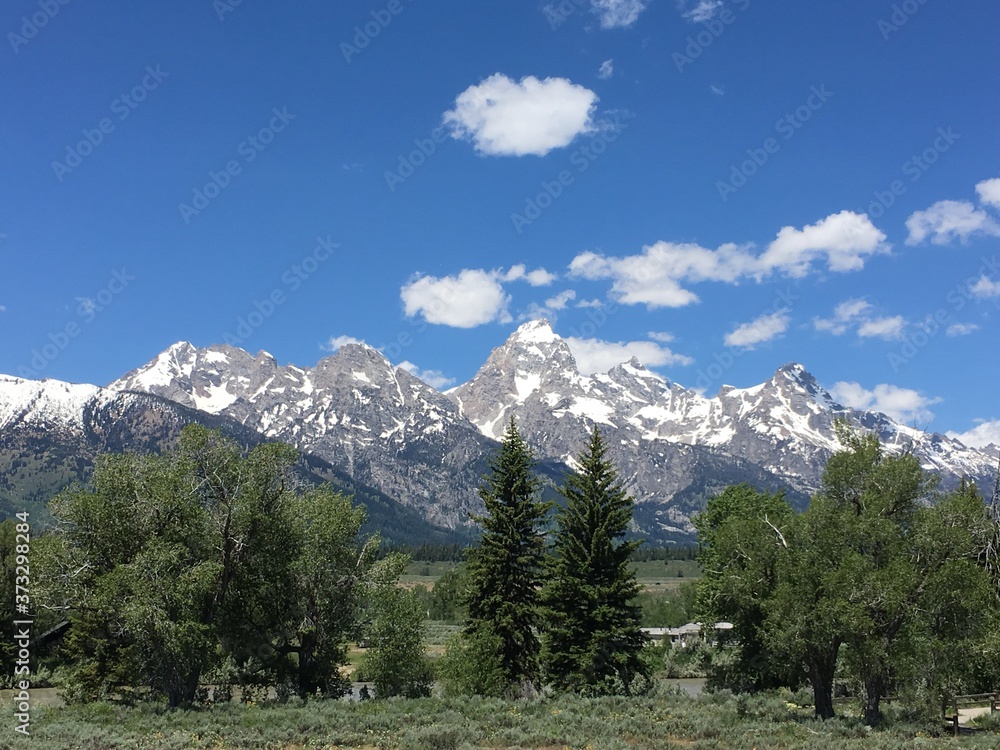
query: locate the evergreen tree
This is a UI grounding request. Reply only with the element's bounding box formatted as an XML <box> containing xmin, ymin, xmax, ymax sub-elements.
<box><xmin>542</xmin><ymin>427</ymin><xmax>648</xmax><ymax>694</ymax></box>
<box><xmin>463</xmin><ymin>417</ymin><xmax>549</xmax><ymax>693</ymax></box>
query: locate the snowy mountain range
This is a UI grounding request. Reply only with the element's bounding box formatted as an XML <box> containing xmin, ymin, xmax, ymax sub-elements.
<box><xmin>2</xmin><ymin>320</ymin><xmax>996</xmax><ymax>542</ymax></box>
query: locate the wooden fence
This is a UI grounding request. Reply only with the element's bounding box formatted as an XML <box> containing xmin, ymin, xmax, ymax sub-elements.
<box><xmin>945</xmin><ymin>692</ymin><xmax>998</xmax><ymax>735</ymax></box>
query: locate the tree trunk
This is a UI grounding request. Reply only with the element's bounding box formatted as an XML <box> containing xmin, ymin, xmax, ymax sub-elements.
<box><xmin>167</xmin><ymin>668</ymin><xmax>201</xmax><ymax>709</ymax></box>
<box><xmin>810</xmin><ymin>659</ymin><xmax>837</xmax><ymax>719</ymax></box>
<box><xmin>863</xmin><ymin>676</ymin><xmax>885</xmax><ymax>726</ymax></box>
<box><xmin>297</xmin><ymin>631</ymin><xmax>317</xmax><ymax>698</ymax></box>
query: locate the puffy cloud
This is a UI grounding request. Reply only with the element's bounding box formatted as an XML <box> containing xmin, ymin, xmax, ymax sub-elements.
<box><xmin>813</xmin><ymin>298</ymin><xmax>873</xmax><ymax>335</ymax></box>
<box><xmin>568</xmin><ymin>212</ymin><xmax>886</xmax><ymax>309</ymax></box>
<box><xmin>544</xmin><ymin>289</ymin><xmax>577</xmax><ymax>310</ymax></box>
<box><xmin>905</xmin><ymin>200</ymin><xmax>1000</xmax><ymax>245</ymax></box>
<box><xmin>591</xmin><ymin>0</ymin><xmax>648</xmax><ymax>28</ymax></box>
<box><xmin>323</xmin><ymin>335</ymin><xmax>363</xmax><ymax>352</ymax></box>
<box><xmin>970</xmin><ymin>275</ymin><xmax>1000</xmax><ymax>298</ymax></box>
<box><xmin>683</xmin><ymin>1</ymin><xmax>724</xmax><ymax>22</ymax></box>
<box><xmin>598</xmin><ymin>59</ymin><xmax>615</xmax><ymax>79</ymax></box>
<box><xmin>401</xmin><ymin>269</ymin><xmax>511</xmax><ymax>328</ymax></box>
<box><xmin>397</xmin><ymin>361</ymin><xmax>456</xmax><ymax>390</ymax></box>
<box><xmin>723</xmin><ymin>311</ymin><xmax>790</xmax><ymax>349</ymax></box>
<box><xmin>564</xmin><ymin>336</ymin><xmax>693</xmax><ymax>375</ymax></box>
<box><xmin>576</xmin><ymin>298</ymin><xmax>604</xmax><ymax>308</ymax></box>
<box><xmin>503</xmin><ymin>264</ymin><xmax>558</xmax><ymax>286</ymax></box>
<box><xmin>857</xmin><ymin>315</ymin><xmax>905</xmax><ymax>341</ymax></box>
<box><xmin>568</xmin><ymin>242</ymin><xmax>755</xmax><ymax>308</ymax></box>
<box><xmin>975</xmin><ymin>177</ymin><xmax>1000</xmax><ymax>209</ymax></box>
<box><xmin>443</xmin><ymin>74</ymin><xmax>598</xmax><ymax>157</ymax></box>
<box><xmin>830</xmin><ymin>382</ymin><xmax>941</xmax><ymax>424</ymax></box>
<box><xmin>757</xmin><ymin>211</ymin><xmax>889</xmax><ymax>277</ymax></box>
<box><xmin>946</xmin><ymin>419</ymin><xmax>1000</xmax><ymax>450</ymax></box>
<box><xmin>946</xmin><ymin>322</ymin><xmax>979</xmax><ymax>337</ymax></box>
<box><xmin>814</xmin><ymin>299</ymin><xmax>906</xmax><ymax>340</ymax></box>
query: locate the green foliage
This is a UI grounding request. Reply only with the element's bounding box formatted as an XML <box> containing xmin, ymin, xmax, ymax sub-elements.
<box><xmin>437</xmin><ymin>627</ymin><xmax>508</xmax><ymax>698</ymax></box>
<box><xmin>638</xmin><ymin>582</ymin><xmax>697</xmax><ymax>628</ymax></box>
<box><xmin>0</xmin><ymin>519</ymin><xmax>20</xmax><ymax>679</ymax></box>
<box><xmin>283</xmin><ymin>485</ymin><xmax>374</xmax><ymax>698</ymax></box>
<box><xmin>542</xmin><ymin>427</ymin><xmax>649</xmax><ymax>695</ymax></box>
<box><xmin>360</xmin><ymin>554</ymin><xmax>433</xmax><ymax>698</ymax></box>
<box><xmin>13</xmin><ymin>683</ymin><xmax>1000</xmax><ymax>749</ymax></box>
<box><xmin>696</xmin><ymin>425</ymin><xmax>1000</xmax><ymax>724</ymax></box>
<box><xmin>418</xmin><ymin>564</ymin><xmax>467</xmax><ymax>622</ymax></box>
<box><xmin>37</xmin><ymin>425</ymin><xmax>383</xmax><ymax>706</ymax></box>
<box><xmin>695</xmin><ymin>483</ymin><xmax>799</xmax><ymax>694</ymax></box>
<box><xmin>463</xmin><ymin>417</ymin><xmax>550</xmax><ymax>693</ymax></box>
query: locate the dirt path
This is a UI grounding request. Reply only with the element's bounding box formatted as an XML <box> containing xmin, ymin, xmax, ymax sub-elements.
<box><xmin>957</xmin><ymin>705</ymin><xmax>993</xmax><ymax>725</ymax></box>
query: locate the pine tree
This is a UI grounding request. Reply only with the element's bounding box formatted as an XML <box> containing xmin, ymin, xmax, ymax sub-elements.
<box><xmin>463</xmin><ymin>417</ymin><xmax>550</xmax><ymax>693</ymax></box>
<box><xmin>542</xmin><ymin>427</ymin><xmax>648</xmax><ymax>694</ymax></box>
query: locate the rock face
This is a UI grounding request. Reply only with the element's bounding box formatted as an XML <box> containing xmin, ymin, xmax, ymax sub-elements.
<box><xmin>110</xmin><ymin>342</ymin><xmax>499</xmax><ymax>530</ymax></box>
<box><xmin>0</xmin><ymin>374</ymin><xmax>460</xmax><ymax>544</ymax></box>
<box><xmin>449</xmin><ymin>320</ymin><xmax>996</xmax><ymax>536</ymax></box>
<box><xmin>3</xmin><ymin>320</ymin><xmax>995</xmax><ymax>542</ymax></box>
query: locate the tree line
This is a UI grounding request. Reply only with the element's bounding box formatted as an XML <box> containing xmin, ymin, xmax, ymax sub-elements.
<box><xmin>19</xmin><ymin>418</ymin><xmax>649</xmax><ymax>704</ymax></box>
<box><xmin>9</xmin><ymin>415</ymin><xmax>998</xmax><ymax>722</ymax></box>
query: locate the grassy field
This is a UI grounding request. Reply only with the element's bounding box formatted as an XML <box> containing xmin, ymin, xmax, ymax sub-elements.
<box><xmin>7</xmin><ymin>683</ymin><xmax>999</xmax><ymax>749</ymax></box>
<box><xmin>400</xmin><ymin>559</ymin><xmax>701</xmax><ymax>592</ymax></box>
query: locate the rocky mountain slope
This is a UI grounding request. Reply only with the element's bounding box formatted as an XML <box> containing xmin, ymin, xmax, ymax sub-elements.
<box><xmin>0</xmin><ymin>374</ymin><xmax>459</xmax><ymax>543</ymax></box>
<box><xmin>3</xmin><ymin>320</ymin><xmax>995</xmax><ymax>542</ymax></box>
<box><xmin>449</xmin><ymin>320</ymin><xmax>995</xmax><ymax>535</ymax></box>
<box><xmin>109</xmin><ymin>341</ymin><xmax>520</xmax><ymax>530</ymax></box>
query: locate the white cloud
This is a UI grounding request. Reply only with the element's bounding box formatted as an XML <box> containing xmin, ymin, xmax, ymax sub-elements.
<box><xmin>647</xmin><ymin>331</ymin><xmax>676</xmax><ymax>343</ymax></box>
<box><xmin>568</xmin><ymin>242</ymin><xmax>755</xmax><ymax>308</ymax></box>
<box><xmin>971</xmin><ymin>275</ymin><xmax>1000</xmax><ymax>298</ymax></box>
<box><xmin>947</xmin><ymin>419</ymin><xmax>1000</xmax><ymax>450</ymax></box>
<box><xmin>683</xmin><ymin>1</ymin><xmax>724</xmax><ymax>22</ymax></box>
<box><xmin>576</xmin><ymin>298</ymin><xmax>604</xmax><ymax>308</ymax></box>
<box><xmin>905</xmin><ymin>200</ymin><xmax>1000</xmax><ymax>245</ymax></box>
<box><xmin>857</xmin><ymin>315</ymin><xmax>905</xmax><ymax>341</ymax></box>
<box><xmin>503</xmin><ymin>264</ymin><xmax>558</xmax><ymax>286</ymax></box>
<box><xmin>564</xmin><ymin>336</ymin><xmax>693</xmax><ymax>375</ymax></box>
<box><xmin>568</xmin><ymin>211</ymin><xmax>887</xmax><ymax>309</ymax></box>
<box><xmin>443</xmin><ymin>74</ymin><xmax>598</xmax><ymax>157</ymax></box>
<box><xmin>323</xmin><ymin>335</ymin><xmax>363</xmax><ymax>352</ymax></box>
<box><xmin>814</xmin><ymin>299</ymin><xmax>906</xmax><ymax>340</ymax></box>
<box><xmin>975</xmin><ymin>177</ymin><xmax>1000</xmax><ymax>209</ymax></box>
<box><xmin>598</xmin><ymin>59</ymin><xmax>615</xmax><ymax>79</ymax></box>
<box><xmin>723</xmin><ymin>311</ymin><xmax>790</xmax><ymax>349</ymax></box>
<box><xmin>397</xmin><ymin>361</ymin><xmax>456</xmax><ymax>390</ymax></box>
<box><xmin>591</xmin><ymin>0</ymin><xmax>648</xmax><ymax>29</ymax></box>
<box><xmin>946</xmin><ymin>322</ymin><xmax>979</xmax><ymax>337</ymax></box>
<box><xmin>517</xmin><ymin>289</ymin><xmax>578</xmax><ymax>322</ymax></box>
<box><xmin>830</xmin><ymin>382</ymin><xmax>941</xmax><ymax>424</ymax></box>
<box><xmin>401</xmin><ymin>269</ymin><xmax>511</xmax><ymax>328</ymax></box>
<box><xmin>814</xmin><ymin>298</ymin><xmax>873</xmax><ymax>335</ymax></box>
<box><xmin>757</xmin><ymin>211</ymin><xmax>889</xmax><ymax>277</ymax></box>
<box><xmin>710</xmin><ymin>84</ymin><xmax>725</xmax><ymax>96</ymax></box>
<box><xmin>544</xmin><ymin>289</ymin><xmax>577</xmax><ymax>310</ymax></box>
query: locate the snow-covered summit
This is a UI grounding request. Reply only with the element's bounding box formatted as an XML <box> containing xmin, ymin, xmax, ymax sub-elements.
<box><xmin>0</xmin><ymin>374</ymin><xmax>101</xmax><ymax>430</ymax></box>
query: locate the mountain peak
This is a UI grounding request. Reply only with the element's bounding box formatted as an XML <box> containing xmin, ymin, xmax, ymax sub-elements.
<box><xmin>511</xmin><ymin>318</ymin><xmax>558</xmax><ymax>343</ymax></box>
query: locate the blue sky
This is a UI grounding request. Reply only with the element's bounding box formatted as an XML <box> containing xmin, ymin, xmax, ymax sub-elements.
<box><xmin>2</xmin><ymin>0</ymin><xmax>999</xmax><ymax>446</ymax></box>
